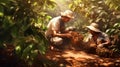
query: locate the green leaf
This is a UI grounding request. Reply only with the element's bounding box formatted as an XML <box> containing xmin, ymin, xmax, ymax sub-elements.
<box><xmin>11</xmin><ymin>26</ymin><xmax>19</xmax><ymax>38</ymax></box>
<box><xmin>117</xmin><ymin>6</ymin><xmax>120</xmax><ymax>10</ymax></box>
<box><xmin>113</xmin><ymin>23</ymin><xmax>119</xmax><ymax>28</ymax></box>
<box><xmin>110</xmin><ymin>29</ymin><xmax>116</xmax><ymax>33</ymax></box>
<box><xmin>0</xmin><ymin>0</ymin><xmax>10</xmax><ymax>3</ymax></box>
<box><xmin>33</xmin><ymin>2</ymin><xmax>37</xmax><ymax>6</ymax></box>
<box><xmin>22</xmin><ymin>44</ymin><xmax>33</xmax><ymax>59</ymax></box>
<box><xmin>15</xmin><ymin>45</ymin><xmax>21</xmax><ymax>55</ymax></box>
<box><xmin>69</xmin><ymin>4</ymin><xmax>73</xmax><ymax>8</ymax></box>
<box><xmin>38</xmin><ymin>42</ymin><xmax>46</xmax><ymax>54</ymax></box>
<box><xmin>0</xmin><ymin>6</ymin><xmax>4</xmax><ymax>17</ymax></box>
<box><xmin>106</xmin><ymin>29</ymin><xmax>111</xmax><ymax>33</ymax></box>
<box><xmin>30</xmin><ymin>50</ymin><xmax>38</xmax><ymax>58</ymax></box>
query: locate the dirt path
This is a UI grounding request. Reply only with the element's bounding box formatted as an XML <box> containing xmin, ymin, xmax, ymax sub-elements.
<box><xmin>45</xmin><ymin>49</ymin><xmax>120</xmax><ymax>67</ymax></box>
<box><xmin>44</xmin><ymin>32</ymin><xmax>120</xmax><ymax>67</ymax></box>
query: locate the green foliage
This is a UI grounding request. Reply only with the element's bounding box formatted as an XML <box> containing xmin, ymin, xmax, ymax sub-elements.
<box><xmin>0</xmin><ymin>0</ymin><xmax>56</xmax><ymax>66</ymax></box>
<box><xmin>0</xmin><ymin>6</ymin><xmax>4</xmax><ymax>17</ymax></box>
<box><xmin>69</xmin><ymin>0</ymin><xmax>120</xmax><ymax>33</ymax></box>
<box><xmin>106</xmin><ymin>23</ymin><xmax>120</xmax><ymax>35</ymax></box>
<box><xmin>69</xmin><ymin>0</ymin><xmax>120</xmax><ymax>56</ymax></box>
<box><xmin>105</xmin><ymin>0</ymin><xmax>120</xmax><ymax>10</ymax></box>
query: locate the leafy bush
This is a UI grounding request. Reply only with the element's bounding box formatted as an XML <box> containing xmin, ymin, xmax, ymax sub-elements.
<box><xmin>0</xmin><ymin>0</ymin><xmax>55</xmax><ymax>66</ymax></box>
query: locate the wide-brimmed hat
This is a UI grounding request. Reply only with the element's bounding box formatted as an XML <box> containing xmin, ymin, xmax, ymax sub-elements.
<box><xmin>86</xmin><ymin>23</ymin><xmax>101</xmax><ymax>32</ymax></box>
<box><xmin>61</xmin><ymin>10</ymin><xmax>74</xmax><ymax>19</ymax></box>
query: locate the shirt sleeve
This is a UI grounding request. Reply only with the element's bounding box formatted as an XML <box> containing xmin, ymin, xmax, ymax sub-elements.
<box><xmin>83</xmin><ymin>34</ymin><xmax>92</xmax><ymax>42</ymax></box>
<box><xmin>97</xmin><ymin>32</ymin><xmax>110</xmax><ymax>44</ymax></box>
<box><xmin>51</xmin><ymin>19</ymin><xmax>60</xmax><ymax>32</ymax></box>
<box><xmin>102</xmin><ymin>33</ymin><xmax>110</xmax><ymax>41</ymax></box>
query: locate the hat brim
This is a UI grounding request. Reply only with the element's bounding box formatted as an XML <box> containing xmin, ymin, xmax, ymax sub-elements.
<box><xmin>86</xmin><ymin>26</ymin><xmax>101</xmax><ymax>32</ymax></box>
<box><xmin>61</xmin><ymin>12</ymin><xmax>74</xmax><ymax>19</ymax></box>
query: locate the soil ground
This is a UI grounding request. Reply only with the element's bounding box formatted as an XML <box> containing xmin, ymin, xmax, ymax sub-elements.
<box><xmin>45</xmin><ymin>46</ymin><xmax>120</xmax><ymax>67</ymax></box>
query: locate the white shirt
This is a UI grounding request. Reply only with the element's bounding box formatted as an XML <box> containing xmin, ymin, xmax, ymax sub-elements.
<box><xmin>45</xmin><ymin>16</ymin><xmax>65</xmax><ymax>37</ymax></box>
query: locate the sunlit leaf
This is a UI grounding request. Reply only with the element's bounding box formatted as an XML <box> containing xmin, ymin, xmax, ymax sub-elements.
<box><xmin>69</xmin><ymin>3</ymin><xmax>73</xmax><ymax>8</ymax></box>
<box><xmin>85</xmin><ymin>13</ymin><xmax>89</xmax><ymax>17</ymax></box>
<box><xmin>114</xmin><ymin>30</ymin><xmax>119</xmax><ymax>34</ymax></box>
<box><xmin>33</xmin><ymin>2</ymin><xmax>37</xmax><ymax>6</ymax></box>
<box><xmin>98</xmin><ymin>1</ymin><xmax>103</xmax><ymax>4</ymax></box>
<box><xmin>22</xmin><ymin>44</ymin><xmax>33</xmax><ymax>59</ymax></box>
<box><xmin>30</xmin><ymin>50</ymin><xmax>38</xmax><ymax>58</ymax></box>
<box><xmin>113</xmin><ymin>23</ymin><xmax>120</xmax><ymax>28</ymax></box>
<box><xmin>106</xmin><ymin>29</ymin><xmax>111</xmax><ymax>33</ymax></box>
<box><xmin>39</xmin><ymin>12</ymin><xmax>47</xmax><ymax>16</ymax></box>
<box><xmin>46</xmin><ymin>15</ymin><xmax>52</xmax><ymax>22</ymax></box>
<box><xmin>0</xmin><ymin>6</ymin><xmax>4</xmax><ymax>17</ymax></box>
<box><xmin>15</xmin><ymin>45</ymin><xmax>21</xmax><ymax>55</ymax></box>
<box><xmin>110</xmin><ymin>29</ymin><xmax>116</xmax><ymax>33</ymax></box>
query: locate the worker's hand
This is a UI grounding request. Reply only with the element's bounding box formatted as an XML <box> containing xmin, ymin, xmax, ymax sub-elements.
<box><xmin>66</xmin><ymin>33</ymin><xmax>72</xmax><ymax>38</ymax></box>
<box><xmin>97</xmin><ymin>44</ymin><xmax>104</xmax><ymax>48</ymax></box>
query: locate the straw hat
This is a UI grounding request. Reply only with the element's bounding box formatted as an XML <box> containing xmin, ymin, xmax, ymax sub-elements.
<box><xmin>86</xmin><ymin>23</ymin><xmax>101</xmax><ymax>32</ymax></box>
<box><xmin>61</xmin><ymin>10</ymin><xmax>74</xmax><ymax>19</ymax></box>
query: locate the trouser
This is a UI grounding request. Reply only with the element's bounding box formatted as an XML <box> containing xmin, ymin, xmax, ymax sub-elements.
<box><xmin>46</xmin><ymin>36</ymin><xmax>63</xmax><ymax>46</ymax></box>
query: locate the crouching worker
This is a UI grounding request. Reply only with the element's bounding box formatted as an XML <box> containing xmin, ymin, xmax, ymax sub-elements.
<box><xmin>84</xmin><ymin>23</ymin><xmax>111</xmax><ymax>54</ymax></box>
<box><xmin>45</xmin><ymin>10</ymin><xmax>74</xmax><ymax>50</ymax></box>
